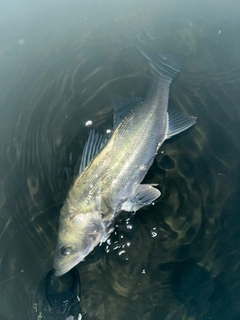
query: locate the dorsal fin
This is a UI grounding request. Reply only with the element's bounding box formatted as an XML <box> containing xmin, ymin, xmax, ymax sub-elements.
<box><xmin>112</xmin><ymin>96</ymin><xmax>143</xmax><ymax>128</ymax></box>
<box><xmin>166</xmin><ymin>108</ymin><xmax>197</xmax><ymax>139</ymax></box>
<box><xmin>79</xmin><ymin>129</ymin><xmax>111</xmax><ymax>175</ymax></box>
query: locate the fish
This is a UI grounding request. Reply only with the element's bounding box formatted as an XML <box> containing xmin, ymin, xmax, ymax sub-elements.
<box><xmin>53</xmin><ymin>43</ymin><xmax>196</xmax><ymax>276</ymax></box>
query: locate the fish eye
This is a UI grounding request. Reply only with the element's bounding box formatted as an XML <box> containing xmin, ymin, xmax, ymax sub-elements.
<box><xmin>59</xmin><ymin>245</ymin><xmax>72</xmax><ymax>256</ymax></box>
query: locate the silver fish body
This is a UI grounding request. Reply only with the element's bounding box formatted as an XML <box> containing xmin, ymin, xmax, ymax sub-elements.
<box><xmin>53</xmin><ymin>45</ymin><xmax>196</xmax><ymax>276</ymax></box>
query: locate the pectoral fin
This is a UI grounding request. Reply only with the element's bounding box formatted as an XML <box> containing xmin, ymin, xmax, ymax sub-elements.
<box><xmin>121</xmin><ymin>184</ymin><xmax>161</xmax><ymax>212</ymax></box>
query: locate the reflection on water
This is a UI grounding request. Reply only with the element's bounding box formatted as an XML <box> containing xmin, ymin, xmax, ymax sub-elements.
<box><xmin>1</xmin><ymin>0</ymin><xmax>240</xmax><ymax>319</ymax></box>
<box><xmin>44</xmin><ymin>268</ymin><xmax>81</xmax><ymax>319</ymax></box>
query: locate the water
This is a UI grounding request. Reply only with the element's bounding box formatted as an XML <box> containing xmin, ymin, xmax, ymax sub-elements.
<box><xmin>1</xmin><ymin>0</ymin><xmax>240</xmax><ymax>319</ymax></box>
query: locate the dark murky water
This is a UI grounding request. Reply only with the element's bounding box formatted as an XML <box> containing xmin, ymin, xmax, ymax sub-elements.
<box><xmin>1</xmin><ymin>0</ymin><xmax>240</xmax><ymax>319</ymax></box>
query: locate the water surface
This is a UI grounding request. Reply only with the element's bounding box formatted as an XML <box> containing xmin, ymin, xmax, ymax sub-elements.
<box><xmin>1</xmin><ymin>0</ymin><xmax>240</xmax><ymax>319</ymax></box>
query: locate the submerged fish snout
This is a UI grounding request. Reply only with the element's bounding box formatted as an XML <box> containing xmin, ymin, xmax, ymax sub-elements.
<box><xmin>54</xmin><ymin>214</ymin><xmax>107</xmax><ymax>276</ymax></box>
<box><xmin>53</xmin><ymin>245</ymin><xmax>85</xmax><ymax>277</ymax></box>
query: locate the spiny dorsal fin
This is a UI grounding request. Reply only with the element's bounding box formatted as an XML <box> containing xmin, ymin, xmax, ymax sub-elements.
<box><xmin>112</xmin><ymin>96</ymin><xmax>143</xmax><ymax>128</ymax></box>
<box><xmin>166</xmin><ymin>108</ymin><xmax>197</xmax><ymax>139</ymax></box>
<box><xmin>79</xmin><ymin>129</ymin><xmax>111</xmax><ymax>175</ymax></box>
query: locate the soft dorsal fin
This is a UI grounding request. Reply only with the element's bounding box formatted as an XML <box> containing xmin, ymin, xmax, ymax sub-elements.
<box><xmin>166</xmin><ymin>108</ymin><xmax>197</xmax><ymax>139</ymax></box>
<box><xmin>79</xmin><ymin>129</ymin><xmax>111</xmax><ymax>175</ymax></box>
<box><xmin>112</xmin><ymin>96</ymin><xmax>143</xmax><ymax>128</ymax></box>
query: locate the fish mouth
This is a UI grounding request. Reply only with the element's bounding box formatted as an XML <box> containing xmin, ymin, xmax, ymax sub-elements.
<box><xmin>53</xmin><ymin>241</ymin><xmax>95</xmax><ymax>277</ymax></box>
<box><xmin>54</xmin><ymin>266</ymin><xmax>72</xmax><ymax>277</ymax></box>
<box><xmin>53</xmin><ymin>223</ymin><xmax>107</xmax><ymax>277</ymax></box>
<box><xmin>54</xmin><ymin>258</ymin><xmax>81</xmax><ymax>277</ymax></box>
<box><xmin>53</xmin><ymin>252</ymin><xmax>84</xmax><ymax>277</ymax></box>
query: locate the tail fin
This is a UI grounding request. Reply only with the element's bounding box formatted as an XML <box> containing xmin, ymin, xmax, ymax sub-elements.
<box><xmin>136</xmin><ymin>38</ymin><xmax>182</xmax><ymax>82</ymax></box>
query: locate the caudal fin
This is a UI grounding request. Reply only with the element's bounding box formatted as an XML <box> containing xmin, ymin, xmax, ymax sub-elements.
<box><xmin>136</xmin><ymin>37</ymin><xmax>182</xmax><ymax>82</ymax></box>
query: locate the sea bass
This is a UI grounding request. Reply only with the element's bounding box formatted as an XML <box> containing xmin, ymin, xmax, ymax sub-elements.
<box><xmin>53</xmin><ymin>45</ymin><xmax>196</xmax><ymax>276</ymax></box>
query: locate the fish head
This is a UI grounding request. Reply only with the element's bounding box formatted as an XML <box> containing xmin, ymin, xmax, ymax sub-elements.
<box><xmin>53</xmin><ymin>210</ymin><xmax>106</xmax><ymax>276</ymax></box>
